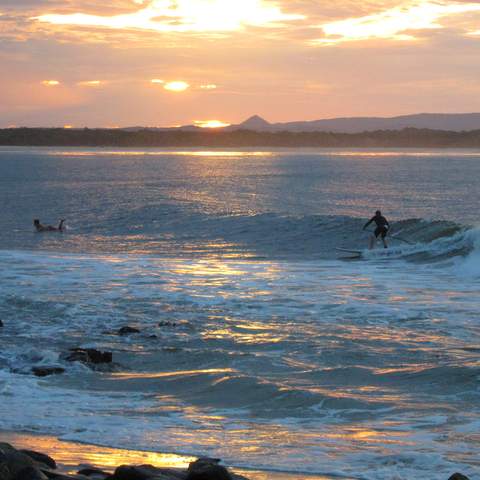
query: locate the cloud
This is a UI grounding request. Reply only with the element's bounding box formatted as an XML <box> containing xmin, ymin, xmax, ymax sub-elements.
<box><xmin>164</xmin><ymin>80</ymin><xmax>190</xmax><ymax>91</ymax></box>
<box><xmin>77</xmin><ymin>80</ymin><xmax>103</xmax><ymax>86</ymax></box>
<box><xmin>314</xmin><ymin>1</ymin><xmax>480</xmax><ymax>45</ymax></box>
<box><xmin>35</xmin><ymin>0</ymin><xmax>304</xmax><ymax>34</ymax></box>
<box><xmin>42</xmin><ymin>79</ymin><xmax>60</xmax><ymax>86</ymax></box>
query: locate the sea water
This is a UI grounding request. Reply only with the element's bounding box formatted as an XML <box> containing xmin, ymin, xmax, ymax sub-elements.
<box><xmin>0</xmin><ymin>147</ymin><xmax>479</xmax><ymax>479</ymax></box>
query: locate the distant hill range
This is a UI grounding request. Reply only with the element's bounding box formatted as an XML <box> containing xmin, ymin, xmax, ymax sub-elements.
<box><xmin>225</xmin><ymin>113</ymin><xmax>480</xmax><ymax>133</ymax></box>
<box><xmin>124</xmin><ymin>113</ymin><xmax>480</xmax><ymax>133</ymax></box>
<box><xmin>3</xmin><ymin>113</ymin><xmax>480</xmax><ymax>147</ymax></box>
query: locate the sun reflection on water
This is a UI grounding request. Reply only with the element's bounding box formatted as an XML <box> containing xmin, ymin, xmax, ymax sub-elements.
<box><xmin>1</xmin><ymin>433</ymin><xmax>195</xmax><ymax>472</ymax></box>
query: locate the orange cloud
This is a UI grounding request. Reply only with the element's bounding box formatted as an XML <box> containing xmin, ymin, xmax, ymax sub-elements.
<box><xmin>164</xmin><ymin>81</ymin><xmax>190</xmax><ymax>92</ymax></box>
<box><xmin>315</xmin><ymin>1</ymin><xmax>480</xmax><ymax>45</ymax></box>
<box><xmin>42</xmin><ymin>80</ymin><xmax>60</xmax><ymax>86</ymax></box>
<box><xmin>35</xmin><ymin>0</ymin><xmax>304</xmax><ymax>34</ymax></box>
<box><xmin>77</xmin><ymin>80</ymin><xmax>103</xmax><ymax>87</ymax></box>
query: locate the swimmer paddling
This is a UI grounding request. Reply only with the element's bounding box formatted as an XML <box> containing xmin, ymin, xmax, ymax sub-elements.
<box><xmin>34</xmin><ymin>219</ymin><xmax>66</xmax><ymax>232</ymax></box>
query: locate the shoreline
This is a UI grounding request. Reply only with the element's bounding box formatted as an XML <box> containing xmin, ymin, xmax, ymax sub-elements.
<box><xmin>0</xmin><ymin>430</ymin><xmax>338</xmax><ymax>480</ymax></box>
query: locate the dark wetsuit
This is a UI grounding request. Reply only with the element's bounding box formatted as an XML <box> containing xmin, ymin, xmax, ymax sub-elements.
<box><xmin>364</xmin><ymin>215</ymin><xmax>390</xmax><ymax>238</ymax></box>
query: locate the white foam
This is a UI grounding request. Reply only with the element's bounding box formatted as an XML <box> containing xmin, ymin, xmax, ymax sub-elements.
<box><xmin>0</xmin><ymin>249</ymin><xmax>479</xmax><ymax>478</ymax></box>
<box><xmin>452</xmin><ymin>227</ymin><xmax>480</xmax><ymax>277</ymax></box>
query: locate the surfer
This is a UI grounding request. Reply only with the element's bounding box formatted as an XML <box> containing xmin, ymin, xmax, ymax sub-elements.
<box><xmin>33</xmin><ymin>219</ymin><xmax>65</xmax><ymax>232</ymax></box>
<box><xmin>363</xmin><ymin>210</ymin><xmax>389</xmax><ymax>249</ymax></box>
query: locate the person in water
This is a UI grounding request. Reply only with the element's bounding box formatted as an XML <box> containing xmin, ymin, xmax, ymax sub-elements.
<box><xmin>33</xmin><ymin>219</ymin><xmax>65</xmax><ymax>232</ymax></box>
<box><xmin>363</xmin><ymin>210</ymin><xmax>389</xmax><ymax>249</ymax></box>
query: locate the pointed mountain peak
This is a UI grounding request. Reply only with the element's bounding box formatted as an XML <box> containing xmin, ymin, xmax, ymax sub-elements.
<box><xmin>240</xmin><ymin>115</ymin><xmax>271</xmax><ymax>128</ymax></box>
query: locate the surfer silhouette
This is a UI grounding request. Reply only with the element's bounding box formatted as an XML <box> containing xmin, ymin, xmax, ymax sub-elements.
<box><xmin>363</xmin><ymin>210</ymin><xmax>389</xmax><ymax>249</ymax></box>
<box><xmin>34</xmin><ymin>219</ymin><xmax>65</xmax><ymax>232</ymax></box>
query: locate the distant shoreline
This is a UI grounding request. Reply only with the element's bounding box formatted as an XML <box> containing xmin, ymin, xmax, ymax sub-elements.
<box><xmin>1</xmin><ymin>127</ymin><xmax>480</xmax><ymax>148</ymax></box>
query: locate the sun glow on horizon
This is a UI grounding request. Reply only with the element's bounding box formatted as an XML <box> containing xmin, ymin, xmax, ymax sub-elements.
<box><xmin>35</xmin><ymin>0</ymin><xmax>304</xmax><ymax>34</ymax></box>
<box><xmin>316</xmin><ymin>1</ymin><xmax>480</xmax><ymax>45</ymax></box>
<box><xmin>194</xmin><ymin>120</ymin><xmax>231</xmax><ymax>128</ymax></box>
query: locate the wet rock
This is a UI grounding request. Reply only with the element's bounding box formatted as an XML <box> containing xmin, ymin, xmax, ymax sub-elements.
<box><xmin>32</xmin><ymin>367</ymin><xmax>65</xmax><ymax>378</ymax></box>
<box><xmin>118</xmin><ymin>327</ymin><xmax>140</xmax><ymax>336</ymax></box>
<box><xmin>0</xmin><ymin>320</ymin><xmax>3</xmax><ymax>327</ymax></box>
<box><xmin>186</xmin><ymin>459</ymin><xmax>231</xmax><ymax>480</ymax></box>
<box><xmin>62</xmin><ymin>349</ymin><xmax>112</xmax><ymax>365</ymax></box>
<box><xmin>448</xmin><ymin>474</ymin><xmax>470</xmax><ymax>480</ymax></box>
<box><xmin>111</xmin><ymin>465</ymin><xmax>187</xmax><ymax>480</ymax></box>
<box><xmin>0</xmin><ymin>463</ymin><xmax>10</xmax><ymax>480</ymax></box>
<box><xmin>76</xmin><ymin>468</ymin><xmax>109</xmax><ymax>478</ymax></box>
<box><xmin>43</xmin><ymin>472</ymin><xmax>89</xmax><ymax>480</ymax></box>
<box><xmin>12</xmin><ymin>466</ymin><xmax>48</xmax><ymax>480</ymax></box>
<box><xmin>0</xmin><ymin>443</ymin><xmax>37</xmax><ymax>480</ymax></box>
<box><xmin>19</xmin><ymin>451</ymin><xmax>56</xmax><ymax>470</ymax></box>
<box><xmin>158</xmin><ymin>322</ymin><xmax>177</xmax><ymax>328</ymax></box>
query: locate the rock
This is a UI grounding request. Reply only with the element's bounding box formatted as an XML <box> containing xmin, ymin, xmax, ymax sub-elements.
<box><xmin>62</xmin><ymin>349</ymin><xmax>112</xmax><ymax>365</ymax></box>
<box><xmin>0</xmin><ymin>463</ymin><xmax>11</xmax><ymax>480</ymax></box>
<box><xmin>76</xmin><ymin>468</ymin><xmax>109</xmax><ymax>478</ymax></box>
<box><xmin>42</xmin><ymin>472</ymin><xmax>89</xmax><ymax>480</ymax></box>
<box><xmin>12</xmin><ymin>466</ymin><xmax>48</xmax><ymax>480</ymax></box>
<box><xmin>118</xmin><ymin>327</ymin><xmax>140</xmax><ymax>336</ymax></box>
<box><xmin>0</xmin><ymin>320</ymin><xmax>3</xmax><ymax>327</ymax></box>
<box><xmin>110</xmin><ymin>465</ymin><xmax>151</xmax><ymax>480</ymax></box>
<box><xmin>32</xmin><ymin>367</ymin><xmax>65</xmax><ymax>378</ymax></box>
<box><xmin>111</xmin><ymin>465</ymin><xmax>187</xmax><ymax>480</ymax></box>
<box><xmin>448</xmin><ymin>474</ymin><xmax>470</xmax><ymax>480</ymax></box>
<box><xmin>19</xmin><ymin>451</ymin><xmax>56</xmax><ymax>469</ymax></box>
<box><xmin>158</xmin><ymin>322</ymin><xmax>177</xmax><ymax>328</ymax></box>
<box><xmin>0</xmin><ymin>443</ymin><xmax>37</xmax><ymax>479</ymax></box>
<box><xmin>186</xmin><ymin>459</ymin><xmax>231</xmax><ymax>480</ymax></box>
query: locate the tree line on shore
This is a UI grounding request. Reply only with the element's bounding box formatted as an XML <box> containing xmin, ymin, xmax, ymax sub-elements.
<box><xmin>1</xmin><ymin>127</ymin><xmax>480</xmax><ymax>147</ymax></box>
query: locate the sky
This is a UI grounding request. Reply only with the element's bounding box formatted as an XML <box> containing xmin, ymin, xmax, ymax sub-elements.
<box><xmin>1</xmin><ymin>0</ymin><xmax>480</xmax><ymax>127</ymax></box>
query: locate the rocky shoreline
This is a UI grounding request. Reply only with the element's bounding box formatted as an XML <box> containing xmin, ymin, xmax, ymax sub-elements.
<box><xmin>0</xmin><ymin>442</ymin><xmax>474</xmax><ymax>480</ymax></box>
<box><xmin>0</xmin><ymin>442</ymin><xmax>249</xmax><ymax>480</ymax></box>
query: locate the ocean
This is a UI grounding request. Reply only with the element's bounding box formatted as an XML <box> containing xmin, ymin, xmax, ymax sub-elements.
<box><xmin>0</xmin><ymin>146</ymin><xmax>479</xmax><ymax>479</ymax></box>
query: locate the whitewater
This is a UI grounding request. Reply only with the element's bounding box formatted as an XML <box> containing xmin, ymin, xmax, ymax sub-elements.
<box><xmin>0</xmin><ymin>147</ymin><xmax>479</xmax><ymax>479</ymax></box>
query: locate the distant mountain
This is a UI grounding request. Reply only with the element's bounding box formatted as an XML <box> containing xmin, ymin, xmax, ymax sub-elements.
<box><xmin>225</xmin><ymin>113</ymin><xmax>480</xmax><ymax>133</ymax></box>
<box><xmin>238</xmin><ymin>115</ymin><xmax>273</xmax><ymax>130</ymax></box>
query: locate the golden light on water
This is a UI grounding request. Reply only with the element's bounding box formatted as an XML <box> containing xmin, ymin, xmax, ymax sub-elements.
<box><xmin>111</xmin><ymin>368</ymin><xmax>235</xmax><ymax>380</ymax></box>
<box><xmin>194</xmin><ymin>120</ymin><xmax>231</xmax><ymax>128</ymax></box>
<box><xmin>164</xmin><ymin>81</ymin><xmax>190</xmax><ymax>92</ymax></box>
<box><xmin>1</xmin><ymin>433</ymin><xmax>195</xmax><ymax>472</ymax></box>
<box><xmin>49</xmin><ymin>150</ymin><xmax>275</xmax><ymax>157</ymax></box>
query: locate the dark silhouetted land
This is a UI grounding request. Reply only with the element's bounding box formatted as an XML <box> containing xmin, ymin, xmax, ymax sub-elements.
<box><xmin>1</xmin><ymin>127</ymin><xmax>480</xmax><ymax>148</ymax></box>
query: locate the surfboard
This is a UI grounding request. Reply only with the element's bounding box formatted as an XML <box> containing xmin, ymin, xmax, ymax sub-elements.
<box><xmin>335</xmin><ymin>247</ymin><xmax>363</xmax><ymax>258</ymax></box>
